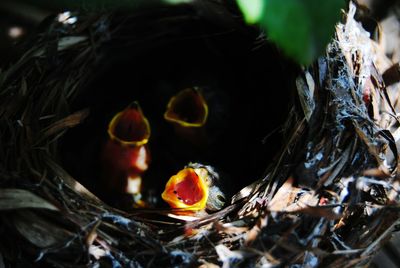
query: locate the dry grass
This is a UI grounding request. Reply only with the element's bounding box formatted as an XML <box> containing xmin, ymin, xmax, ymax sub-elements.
<box><xmin>0</xmin><ymin>2</ymin><xmax>399</xmax><ymax>267</ymax></box>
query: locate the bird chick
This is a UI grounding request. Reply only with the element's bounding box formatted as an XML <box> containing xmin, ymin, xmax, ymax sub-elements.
<box><xmin>162</xmin><ymin>163</ymin><xmax>226</xmax><ymax>212</ymax></box>
<box><xmin>101</xmin><ymin>102</ymin><xmax>151</xmax><ymax>196</ymax></box>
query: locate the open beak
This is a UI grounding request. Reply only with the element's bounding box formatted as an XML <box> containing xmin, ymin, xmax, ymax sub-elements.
<box><xmin>164</xmin><ymin>88</ymin><xmax>208</xmax><ymax>127</ymax></box>
<box><xmin>101</xmin><ymin>102</ymin><xmax>151</xmax><ymax>195</ymax></box>
<box><xmin>162</xmin><ymin>164</ymin><xmax>226</xmax><ymax>211</ymax></box>
<box><xmin>108</xmin><ymin>101</ymin><xmax>151</xmax><ymax>146</ymax></box>
<box><xmin>162</xmin><ymin>167</ymin><xmax>209</xmax><ymax>210</ymax></box>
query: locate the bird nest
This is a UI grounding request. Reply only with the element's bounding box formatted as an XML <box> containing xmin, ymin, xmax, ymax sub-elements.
<box><xmin>1</xmin><ymin>1</ymin><xmax>400</xmax><ymax>267</ymax></box>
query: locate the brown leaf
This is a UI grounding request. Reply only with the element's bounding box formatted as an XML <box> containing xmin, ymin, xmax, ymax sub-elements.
<box><xmin>213</xmin><ymin>221</ymin><xmax>248</xmax><ymax>235</ymax></box>
<box><xmin>244</xmin><ymin>216</ymin><xmax>267</xmax><ymax>246</ymax></box>
<box><xmin>43</xmin><ymin>109</ymin><xmax>89</xmax><ymax>137</ymax></box>
<box><xmin>382</xmin><ymin>63</ymin><xmax>400</xmax><ymax>87</ymax></box>
<box><xmin>0</xmin><ymin>189</ymin><xmax>58</xmax><ymax>211</ymax></box>
<box><xmin>362</xmin><ymin>168</ymin><xmax>391</xmax><ymax>178</ymax></box>
<box><xmin>268</xmin><ymin>177</ymin><xmax>319</xmax><ymax>212</ymax></box>
<box><xmin>86</xmin><ymin>220</ymin><xmax>101</xmax><ymax>248</ymax></box>
<box><xmin>295</xmin><ymin>205</ymin><xmax>341</xmax><ymax>220</ymax></box>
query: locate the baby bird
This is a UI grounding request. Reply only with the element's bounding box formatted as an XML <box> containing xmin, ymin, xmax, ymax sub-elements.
<box><xmin>162</xmin><ymin>163</ymin><xmax>226</xmax><ymax>212</ymax></box>
<box><xmin>101</xmin><ymin>102</ymin><xmax>151</xmax><ymax>197</ymax></box>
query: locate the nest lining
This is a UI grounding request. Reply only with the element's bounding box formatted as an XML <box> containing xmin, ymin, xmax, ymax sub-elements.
<box><xmin>1</xmin><ymin>1</ymin><xmax>400</xmax><ymax>267</ymax></box>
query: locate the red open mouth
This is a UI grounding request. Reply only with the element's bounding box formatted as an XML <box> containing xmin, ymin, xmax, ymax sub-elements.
<box><xmin>108</xmin><ymin>102</ymin><xmax>151</xmax><ymax>146</ymax></box>
<box><xmin>162</xmin><ymin>167</ymin><xmax>209</xmax><ymax>210</ymax></box>
<box><xmin>164</xmin><ymin>88</ymin><xmax>208</xmax><ymax>127</ymax></box>
<box><xmin>101</xmin><ymin>102</ymin><xmax>151</xmax><ymax>194</ymax></box>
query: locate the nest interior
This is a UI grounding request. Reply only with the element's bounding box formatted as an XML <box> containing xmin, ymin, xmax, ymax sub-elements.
<box><xmin>1</xmin><ymin>1</ymin><xmax>400</xmax><ymax>267</ymax></box>
<box><xmin>58</xmin><ymin>3</ymin><xmax>296</xmax><ymax>208</ymax></box>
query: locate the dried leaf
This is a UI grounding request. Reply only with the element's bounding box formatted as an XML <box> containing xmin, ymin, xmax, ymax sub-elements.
<box><xmin>13</xmin><ymin>211</ymin><xmax>71</xmax><ymax>248</ymax></box>
<box><xmin>214</xmin><ymin>221</ymin><xmax>248</xmax><ymax>235</ymax></box>
<box><xmin>0</xmin><ymin>189</ymin><xmax>58</xmax><ymax>211</ymax></box>
<box><xmin>43</xmin><ymin>109</ymin><xmax>89</xmax><ymax>138</ymax></box>
<box><xmin>268</xmin><ymin>177</ymin><xmax>318</xmax><ymax>212</ymax></box>
<box><xmin>295</xmin><ymin>205</ymin><xmax>341</xmax><ymax>220</ymax></box>
<box><xmin>317</xmin><ymin>144</ymin><xmax>352</xmax><ymax>188</ymax></box>
<box><xmin>296</xmin><ymin>71</ymin><xmax>315</xmax><ymax>122</ymax></box>
<box><xmin>362</xmin><ymin>168</ymin><xmax>390</xmax><ymax>178</ymax></box>
<box><xmin>231</xmin><ymin>180</ymin><xmax>262</xmax><ymax>204</ymax></box>
<box><xmin>244</xmin><ymin>216</ymin><xmax>267</xmax><ymax>246</ymax></box>
<box><xmin>45</xmin><ymin>157</ymin><xmax>102</xmax><ymax>204</ymax></box>
<box><xmin>382</xmin><ymin>63</ymin><xmax>400</xmax><ymax>86</ymax></box>
<box><xmin>86</xmin><ymin>220</ymin><xmax>101</xmax><ymax>248</ymax></box>
<box><xmin>58</xmin><ymin>36</ymin><xmax>88</xmax><ymax>51</ymax></box>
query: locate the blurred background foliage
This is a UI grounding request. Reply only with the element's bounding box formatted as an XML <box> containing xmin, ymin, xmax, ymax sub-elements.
<box><xmin>0</xmin><ymin>0</ymin><xmax>344</xmax><ymax>66</ymax></box>
<box><xmin>237</xmin><ymin>0</ymin><xmax>345</xmax><ymax>64</ymax></box>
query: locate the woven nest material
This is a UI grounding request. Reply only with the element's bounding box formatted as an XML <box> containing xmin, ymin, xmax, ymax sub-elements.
<box><xmin>1</xmin><ymin>1</ymin><xmax>400</xmax><ymax>267</ymax></box>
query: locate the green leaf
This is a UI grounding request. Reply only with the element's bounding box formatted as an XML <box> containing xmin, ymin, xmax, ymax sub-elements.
<box><xmin>237</xmin><ymin>0</ymin><xmax>344</xmax><ymax>65</ymax></box>
<box><xmin>263</xmin><ymin>0</ymin><xmax>344</xmax><ymax>64</ymax></box>
<box><xmin>236</xmin><ymin>0</ymin><xmax>264</xmax><ymax>24</ymax></box>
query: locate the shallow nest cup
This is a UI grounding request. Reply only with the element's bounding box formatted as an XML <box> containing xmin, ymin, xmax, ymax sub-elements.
<box><xmin>0</xmin><ymin>1</ymin><xmax>400</xmax><ymax>267</ymax></box>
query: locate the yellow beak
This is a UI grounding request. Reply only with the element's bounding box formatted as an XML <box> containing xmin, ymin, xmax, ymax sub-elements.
<box><xmin>164</xmin><ymin>88</ymin><xmax>208</xmax><ymax>127</ymax></box>
<box><xmin>101</xmin><ymin>101</ymin><xmax>151</xmax><ymax>195</ymax></box>
<box><xmin>162</xmin><ymin>167</ymin><xmax>209</xmax><ymax>211</ymax></box>
<box><xmin>108</xmin><ymin>102</ymin><xmax>151</xmax><ymax>147</ymax></box>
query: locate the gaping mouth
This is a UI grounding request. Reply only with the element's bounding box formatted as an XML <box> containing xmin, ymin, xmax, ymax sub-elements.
<box><xmin>164</xmin><ymin>88</ymin><xmax>208</xmax><ymax>127</ymax></box>
<box><xmin>103</xmin><ymin>102</ymin><xmax>151</xmax><ymax>195</ymax></box>
<box><xmin>161</xmin><ymin>167</ymin><xmax>209</xmax><ymax>210</ymax></box>
<box><xmin>108</xmin><ymin>102</ymin><xmax>151</xmax><ymax>146</ymax></box>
